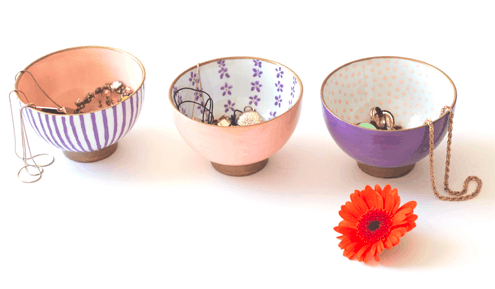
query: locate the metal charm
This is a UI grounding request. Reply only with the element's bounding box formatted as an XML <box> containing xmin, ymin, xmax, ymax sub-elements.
<box><xmin>369</xmin><ymin>107</ymin><xmax>398</xmax><ymax>130</ymax></box>
<box><xmin>212</xmin><ymin>115</ymin><xmax>231</xmax><ymax>127</ymax></box>
<box><xmin>237</xmin><ymin>106</ymin><xmax>263</xmax><ymax>126</ymax></box>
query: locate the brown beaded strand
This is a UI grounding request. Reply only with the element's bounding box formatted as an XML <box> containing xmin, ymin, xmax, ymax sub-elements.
<box><xmin>424</xmin><ymin>106</ymin><xmax>482</xmax><ymax>201</ymax></box>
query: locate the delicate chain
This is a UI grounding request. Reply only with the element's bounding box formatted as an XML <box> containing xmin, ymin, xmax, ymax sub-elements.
<box><xmin>424</xmin><ymin>106</ymin><xmax>482</xmax><ymax>201</ymax></box>
<box><xmin>15</xmin><ymin>70</ymin><xmax>62</xmax><ymax>108</ymax></box>
<box><xmin>9</xmin><ymin>90</ymin><xmax>55</xmax><ymax>183</ymax></box>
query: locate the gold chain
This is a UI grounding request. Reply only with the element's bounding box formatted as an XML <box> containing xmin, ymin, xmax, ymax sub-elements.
<box><xmin>424</xmin><ymin>106</ymin><xmax>482</xmax><ymax>201</ymax></box>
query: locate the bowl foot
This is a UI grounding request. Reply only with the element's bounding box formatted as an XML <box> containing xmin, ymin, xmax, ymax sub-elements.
<box><xmin>357</xmin><ymin>162</ymin><xmax>415</xmax><ymax>178</ymax></box>
<box><xmin>211</xmin><ymin>158</ymin><xmax>269</xmax><ymax>176</ymax></box>
<box><xmin>63</xmin><ymin>143</ymin><xmax>118</xmax><ymax>163</ymax></box>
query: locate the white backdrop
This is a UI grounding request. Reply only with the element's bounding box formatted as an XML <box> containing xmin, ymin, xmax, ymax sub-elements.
<box><xmin>1</xmin><ymin>1</ymin><xmax>494</xmax><ymax>288</ymax></box>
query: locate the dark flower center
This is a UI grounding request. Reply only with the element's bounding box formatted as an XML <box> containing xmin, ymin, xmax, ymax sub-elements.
<box><xmin>368</xmin><ymin>221</ymin><xmax>380</xmax><ymax>231</ymax></box>
<box><xmin>357</xmin><ymin>209</ymin><xmax>392</xmax><ymax>244</ymax></box>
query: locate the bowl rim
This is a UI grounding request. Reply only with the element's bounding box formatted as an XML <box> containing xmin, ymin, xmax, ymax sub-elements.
<box><xmin>168</xmin><ymin>56</ymin><xmax>304</xmax><ymax>129</ymax></box>
<box><xmin>14</xmin><ymin>45</ymin><xmax>146</xmax><ymax>116</ymax></box>
<box><xmin>320</xmin><ymin>56</ymin><xmax>457</xmax><ymax>132</ymax></box>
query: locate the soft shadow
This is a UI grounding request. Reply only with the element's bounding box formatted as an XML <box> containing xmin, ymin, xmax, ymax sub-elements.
<box><xmin>205</xmin><ymin>134</ymin><xmax>353</xmax><ymax>208</ymax></box>
<box><xmin>64</xmin><ymin>126</ymin><xmax>207</xmax><ymax>184</ymax></box>
<box><xmin>364</xmin><ymin>231</ymin><xmax>456</xmax><ymax>268</ymax></box>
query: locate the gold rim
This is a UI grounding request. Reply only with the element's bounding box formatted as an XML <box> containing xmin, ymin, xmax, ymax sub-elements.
<box><xmin>14</xmin><ymin>45</ymin><xmax>146</xmax><ymax>116</ymax></box>
<box><xmin>168</xmin><ymin>56</ymin><xmax>303</xmax><ymax>129</ymax></box>
<box><xmin>320</xmin><ymin>56</ymin><xmax>457</xmax><ymax>132</ymax></box>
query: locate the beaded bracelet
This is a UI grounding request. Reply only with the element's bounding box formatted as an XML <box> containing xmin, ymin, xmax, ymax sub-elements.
<box><xmin>75</xmin><ymin>80</ymin><xmax>133</xmax><ymax>113</ymax></box>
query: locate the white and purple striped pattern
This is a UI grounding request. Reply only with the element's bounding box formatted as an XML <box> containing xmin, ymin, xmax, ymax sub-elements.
<box><xmin>23</xmin><ymin>83</ymin><xmax>145</xmax><ymax>152</ymax></box>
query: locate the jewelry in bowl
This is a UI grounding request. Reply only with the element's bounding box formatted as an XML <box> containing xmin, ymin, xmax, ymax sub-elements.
<box><xmin>169</xmin><ymin>57</ymin><xmax>303</xmax><ymax>176</ymax></box>
<box><xmin>13</xmin><ymin>46</ymin><xmax>146</xmax><ymax>163</ymax></box>
<box><xmin>321</xmin><ymin>56</ymin><xmax>455</xmax><ymax>178</ymax></box>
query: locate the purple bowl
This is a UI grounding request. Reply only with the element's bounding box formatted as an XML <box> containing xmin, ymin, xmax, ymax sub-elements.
<box><xmin>321</xmin><ymin>57</ymin><xmax>457</xmax><ymax>178</ymax></box>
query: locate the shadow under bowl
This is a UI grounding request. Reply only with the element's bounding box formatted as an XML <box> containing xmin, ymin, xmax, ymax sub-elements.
<box><xmin>321</xmin><ymin>56</ymin><xmax>456</xmax><ymax>178</ymax></box>
<box><xmin>15</xmin><ymin>46</ymin><xmax>146</xmax><ymax>162</ymax></box>
<box><xmin>169</xmin><ymin>56</ymin><xmax>303</xmax><ymax>176</ymax></box>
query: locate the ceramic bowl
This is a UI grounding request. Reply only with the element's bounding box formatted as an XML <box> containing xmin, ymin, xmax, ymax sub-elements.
<box><xmin>169</xmin><ymin>57</ymin><xmax>303</xmax><ymax>176</ymax></box>
<box><xmin>15</xmin><ymin>46</ymin><xmax>145</xmax><ymax>162</ymax></box>
<box><xmin>321</xmin><ymin>56</ymin><xmax>456</xmax><ymax>178</ymax></box>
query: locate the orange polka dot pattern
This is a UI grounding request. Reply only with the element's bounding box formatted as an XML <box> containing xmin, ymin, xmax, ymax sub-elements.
<box><xmin>322</xmin><ymin>58</ymin><xmax>455</xmax><ymax>128</ymax></box>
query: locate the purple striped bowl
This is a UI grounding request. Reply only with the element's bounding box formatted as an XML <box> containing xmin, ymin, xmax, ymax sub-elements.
<box><xmin>321</xmin><ymin>57</ymin><xmax>456</xmax><ymax>178</ymax></box>
<box><xmin>15</xmin><ymin>46</ymin><xmax>145</xmax><ymax>162</ymax></box>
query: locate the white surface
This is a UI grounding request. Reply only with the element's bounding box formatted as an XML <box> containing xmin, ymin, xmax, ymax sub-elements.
<box><xmin>0</xmin><ymin>1</ymin><xmax>494</xmax><ymax>288</ymax></box>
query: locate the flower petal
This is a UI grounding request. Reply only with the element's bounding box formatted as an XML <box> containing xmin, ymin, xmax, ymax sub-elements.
<box><xmin>344</xmin><ymin>248</ymin><xmax>356</xmax><ymax>259</ymax></box>
<box><xmin>343</xmin><ymin>201</ymin><xmax>363</xmax><ymax>218</ymax></box>
<box><xmin>339</xmin><ymin>237</ymin><xmax>361</xmax><ymax>250</ymax></box>
<box><xmin>391</xmin><ymin>227</ymin><xmax>407</xmax><ymax>238</ymax></box>
<box><xmin>361</xmin><ymin>189</ymin><xmax>383</xmax><ymax>210</ymax></box>
<box><xmin>339</xmin><ymin>209</ymin><xmax>358</xmax><ymax>223</ymax></box>
<box><xmin>369</xmin><ymin>242</ymin><xmax>378</xmax><ymax>257</ymax></box>
<box><xmin>364</xmin><ymin>250</ymin><xmax>372</xmax><ymax>263</ymax></box>
<box><xmin>377</xmin><ymin>240</ymin><xmax>384</xmax><ymax>254</ymax></box>
<box><xmin>407</xmin><ymin>222</ymin><xmax>417</xmax><ymax>231</ymax></box>
<box><xmin>384</xmin><ymin>238</ymin><xmax>393</xmax><ymax>249</ymax></box>
<box><xmin>383</xmin><ymin>189</ymin><xmax>398</xmax><ymax>215</ymax></box>
<box><xmin>396</xmin><ymin>201</ymin><xmax>417</xmax><ymax>216</ymax></box>
<box><xmin>374</xmin><ymin>184</ymin><xmax>383</xmax><ymax>195</ymax></box>
<box><xmin>338</xmin><ymin>220</ymin><xmax>357</xmax><ymax>230</ymax></box>
<box><xmin>334</xmin><ymin>226</ymin><xmax>357</xmax><ymax>236</ymax></box>
<box><xmin>350</xmin><ymin>191</ymin><xmax>369</xmax><ymax>214</ymax></box>
<box><xmin>357</xmin><ymin>245</ymin><xmax>371</xmax><ymax>262</ymax></box>
<box><xmin>391</xmin><ymin>189</ymin><xmax>401</xmax><ymax>214</ymax></box>
<box><xmin>388</xmin><ymin>234</ymin><xmax>400</xmax><ymax>246</ymax></box>
<box><xmin>405</xmin><ymin>214</ymin><xmax>418</xmax><ymax>231</ymax></box>
<box><xmin>407</xmin><ymin>214</ymin><xmax>418</xmax><ymax>222</ymax></box>
<box><xmin>392</xmin><ymin>211</ymin><xmax>408</xmax><ymax>226</ymax></box>
<box><xmin>338</xmin><ymin>237</ymin><xmax>353</xmax><ymax>249</ymax></box>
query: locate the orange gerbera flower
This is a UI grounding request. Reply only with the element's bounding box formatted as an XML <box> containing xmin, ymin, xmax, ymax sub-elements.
<box><xmin>334</xmin><ymin>184</ymin><xmax>417</xmax><ymax>263</ymax></box>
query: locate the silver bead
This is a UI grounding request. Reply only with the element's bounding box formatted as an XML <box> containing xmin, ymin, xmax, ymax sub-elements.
<box><xmin>110</xmin><ymin>80</ymin><xmax>123</xmax><ymax>92</ymax></box>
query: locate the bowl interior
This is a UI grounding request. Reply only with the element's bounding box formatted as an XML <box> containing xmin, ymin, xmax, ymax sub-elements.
<box><xmin>171</xmin><ymin>58</ymin><xmax>301</xmax><ymax>122</ymax></box>
<box><xmin>322</xmin><ymin>57</ymin><xmax>455</xmax><ymax>129</ymax></box>
<box><xmin>16</xmin><ymin>47</ymin><xmax>144</xmax><ymax>111</ymax></box>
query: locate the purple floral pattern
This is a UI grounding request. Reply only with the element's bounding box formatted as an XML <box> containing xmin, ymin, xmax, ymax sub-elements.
<box><xmin>197</xmin><ymin>100</ymin><xmax>205</xmax><ymax>114</ymax></box>
<box><xmin>188</xmin><ymin>71</ymin><xmax>198</xmax><ymax>86</ymax></box>
<box><xmin>221</xmin><ymin>82</ymin><xmax>233</xmax><ymax>96</ymax></box>
<box><xmin>251</xmin><ymin>81</ymin><xmax>263</xmax><ymax>92</ymax></box>
<box><xmin>291</xmin><ymin>76</ymin><xmax>298</xmax><ymax>98</ymax></box>
<box><xmin>249</xmin><ymin>95</ymin><xmax>261</xmax><ymax>106</ymax></box>
<box><xmin>194</xmin><ymin>91</ymin><xmax>203</xmax><ymax>101</ymax></box>
<box><xmin>224</xmin><ymin>100</ymin><xmax>235</xmax><ymax>113</ymax></box>
<box><xmin>269</xmin><ymin>111</ymin><xmax>277</xmax><ymax>120</ymax></box>
<box><xmin>253</xmin><ymin>68</ymin><xmax>263</xmax><ymax>78</ymax></box>
<box><xmin>173</xmin><ymin>86</ymin><xmax>181</xmax><ymax>103</ymax></box>
<box><xmin>253</xmin><ymin>60</ymin><xmax>263</xmax><ymax>78</ymax></box>
<box><xmin>174</xmin><ymin>59</ymin><xmax>300</xmax><ymax>124</ymax></box>
<box><xmin>217</xmin><ymin>60</ymin><xmax>230</xmax><ymax>79</ymax></box>
<box><xmin>274</xmin><ymin>95</ymin><xmax>282</xmax><ymax>108</ymax></box>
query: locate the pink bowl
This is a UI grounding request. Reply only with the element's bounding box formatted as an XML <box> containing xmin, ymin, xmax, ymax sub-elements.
<box><xmin>169</xmin><ymin>57</ymin><xmax>303</xmax><ymax>176</ymax></box>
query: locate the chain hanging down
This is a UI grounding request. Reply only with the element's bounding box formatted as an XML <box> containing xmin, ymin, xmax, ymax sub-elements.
<box><xmin>9</xmin><ymin>90</ymin><xmax>54</xmax><ymax>183</ymax></box>
<box><xmin>424</xmin><ymin>106</ymin><xmax>482</xmax><ymax>201</ymax></box>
